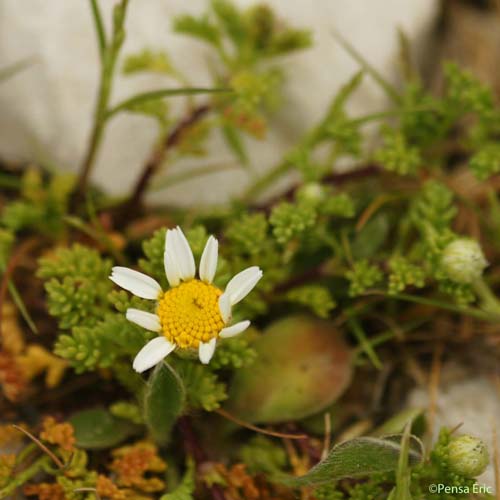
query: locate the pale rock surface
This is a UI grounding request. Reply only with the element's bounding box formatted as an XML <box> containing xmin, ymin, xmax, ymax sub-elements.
<box><xmin>0</xmin><ymin>0</ymin><xmax>438</xmax><ymax>205</ymax></box>
<box><xmin>408</xmin><ymin>368</ymin><xmax>500</xmax><ymax>489</ymax></box>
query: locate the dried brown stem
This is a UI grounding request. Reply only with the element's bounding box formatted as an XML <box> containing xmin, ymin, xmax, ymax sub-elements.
<box><xmin>12</xmin><ymin>425</ymin><xmax>64</xmax><ymax>469</ymax></box>
<box><xmin>127</xmin><ymin>104</ymin><xmax>211</xmax><ymax>209</ymax></box>
<box><xmin>215</xmin><ymin>408</ymin><xmax>307</xmax><ymax>440</ymax></box>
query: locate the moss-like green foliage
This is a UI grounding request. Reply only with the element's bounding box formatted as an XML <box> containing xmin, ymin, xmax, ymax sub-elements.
<box><xmin>1</xmin><ymin>168</ymin><xmax>74</xmax><ymax>235</ymax></box>
<box><xmin>226</xmin><ymin>213</ymin><xmax>269</xmax><ymax>256</ymax></box>
<box><xmin>388</xmin><ymin>257</ymin><xmax>425</xmax><ymax>294</ymax></box>
<box><xmin>374</xmin><ymin>126</ymin><xmax>421</xmax><ymax>176</ymax></box>
<box><xmin>54</xmin><ymin>315</ymin><xmax>149</xmax><ymax>373</ymax></box>
<box><xmin>270</xmin><ymin>201</ymin><xmax>316</xmax><ymax>245</ymax></box>
<box><xmin>469</xmin><ymin>142</ymin><xmax>500</xmax><ymax>180</ymax></box>
<box><xmin>211</xmin><ymin>337</ymin><xmax>257</xmax><ymax>370</ymax></box>
<box><xmin>170</xmin><ymin>358</ymin><xmax>227</xmax><ymax>411</ymax></box>
<box><xmin>444</xmin><ymin>62</ymin><xmax>494</xmax><ymax>117</ymax></box>
<box><xmin>286</xmin><ymin>285</ymin><xmax>336</xmax><ymax>318</ymax></box>
<box><xmin>37</xmin><ymin>244</ymin><xmax>113</xmax><ymax>329</ymax></box>
<box><xmin>239</xmin><ymin>435</ymin><xmax>288</xmax><ymax>475</ymax></box>
<box><xmin>346</xmin><ymin>260</ymin><xmax>383</xmax><ymax>297</ymax></box>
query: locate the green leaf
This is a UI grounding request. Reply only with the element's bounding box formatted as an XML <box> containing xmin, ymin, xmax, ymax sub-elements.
<box><xmin>392</xmin><ymin>425</ymin><xmax>414</xmax><ymax>500</ymax></box>
<box><xmin>331</xmin><ymin>29</ymin><xmax>400</xmax><ymax>103</ymax></box>
<box><xmin>144</xmin><ymin>362</ymin><xmax>186</xmax><ymax>445</ymax></box>
<box><xmin>212</xmin><ymin>0</ymin><xmax>247</xmax><ymax>46</ymax></box>
<box><xmin>372</xmin><ymin>408</ymin><xmax>425</xmax><ymax>437</ymax></box>
<box><xmin>221</xmin><ymin>124</ymin><xmax>249</xmax><ymax>166</ymax></box>
<box><xmin>276</xmin><ymin>435</ymin><xmax>424</xmax><ymax>486</ymax></box>
<box><xmin>123</xmin><ymin>49</ymin><xmax>176</xmax><ymax>76</ymax></box>
<box><xmin>351</xmin><ymin>213</ymin><xmax>389</xmax><ymax>259</ymax></box>
<box><xmin>160</xmin><ymin>458</ymin><xmax>195</xmax><ymax>500</ymax></box>
<box><xmin>70</xmin><ymin>408</ymin><xmax>137</xmax><ymax>450</ymax></box>
<box><xmin>106</xmin><ymin>87</ymin><xmax>232</xmax><ymax>118</ymax></box>
<box><xmin>325</xmin><ymin>71</ymin><xmax>364</xmax><ymax>122</ymax></box>
<box><xmin>226</xmin><ymin>316</ymin><xmax>352</xmax><ymax>423</ymax></box>
<box><xmin>173</xmin><ymin>14</ymin><xmax>221</xmax><ymax>46</ymax></box>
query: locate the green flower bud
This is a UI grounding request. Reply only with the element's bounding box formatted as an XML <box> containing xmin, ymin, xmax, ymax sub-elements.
<box><xmin>441</xmin><ymin>239</ymin><xmax>488</xmax><ymax>284</ymax></box>
<box><xmin>448</xmin><ymin>435</ymin><xmax>489</xmax><ymax>478</ymax></box>
<box><xmin>297</xmin><ymin>182</ymin><xmax>325</xmax><ymax>202</ymax></box>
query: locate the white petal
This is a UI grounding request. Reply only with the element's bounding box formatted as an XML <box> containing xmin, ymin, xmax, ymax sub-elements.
<box><xmin>224</xmin><ymin>266</ymin><xmax>263</xmax><ymax>305</ymax></box>
<box><xmin>164</xmin><ymin>246</ymin><xmax>181</xmax><ymax>287</ymax></box>
<box><xmin>218</xmin><ymin>293</ymin><xmax>232</xmax><ymax>323</ymax></box>
<box><xmin>132</xmin><ymin>337</ymin><xmax>175</xmax><ymax>373</ymax></box>
<box><xmin>219</xmin><ymin>320</ymin><xmax>250</xmax><ymax>339</ymax></box>
<box><xmin>199</xmin><ymin>236</ymin><xmax>218</xmax><ymax>283</ymax></box>
<box><xmin>126</xmin><ymin>309</ymin><xmax>161</xmax><ymax>332</ymax></box>
<box><xmin>166</xmin><ymin>227</ymin><xmax>195</xmax><ymax>282</ymax></box>
<box><xmin>198</xmin><ymin>338</ymin><xmax>217</xmax><ymax>364</ymax></box>
<box><xmin>110</xmin><ymin>267</ymin><xmax>162</xmax><ymax>299</ymax></box>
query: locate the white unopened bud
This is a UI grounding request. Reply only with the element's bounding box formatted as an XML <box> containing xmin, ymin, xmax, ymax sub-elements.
<box><xmin>448</xmin><ymin>435</ymin><xmax>489</xmax><ymax>478</ymax></box>
<box><xmin>441</xmin><ymin>239</ymin><xmax>487</xmax><ymax>284</ymax></box>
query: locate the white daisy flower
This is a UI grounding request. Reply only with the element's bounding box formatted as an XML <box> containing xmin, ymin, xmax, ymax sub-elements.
<box><xmin>109</xmin><ymin>226</ymin><xmax>263</xmax><ymax>373</ymax></box>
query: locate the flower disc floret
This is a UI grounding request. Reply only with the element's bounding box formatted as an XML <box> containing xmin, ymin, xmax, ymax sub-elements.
<box><xmin>157</xmin><ymin>280</ymin><xmax>224</xmax><ymax>348</ymax></box>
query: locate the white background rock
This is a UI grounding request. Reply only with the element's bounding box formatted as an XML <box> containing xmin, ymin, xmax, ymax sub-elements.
<box><xmin>0</xmin><ymin>0</ymin><xmax>438</xmax><ymax>205</ymax></box>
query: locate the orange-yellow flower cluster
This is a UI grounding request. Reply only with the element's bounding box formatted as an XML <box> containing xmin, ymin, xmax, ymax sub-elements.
<box><xmin>24</xmin><ymin>482</ymin><xmax>66</xmax><ymax>500</ymax></box>
<box><xmin>109</xmin><ymin>441</ymin><xmax>167</xmax><ymax>493</ymax></box>
<box><xmin>40</xmin><ymin>417</ymin><xmax>75</xmax><ymax>452</ymax></box>
<box><xmin>96</xmin><ymin>475</ymin><xmax>126</xmax><ymax>500</ymax></box>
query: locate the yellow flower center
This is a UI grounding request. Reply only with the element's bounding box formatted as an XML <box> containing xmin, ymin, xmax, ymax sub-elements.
<box><xmin>156</xmin><ymin>280</ymin><xmax>224</xmax><ymax>349</ymax></box>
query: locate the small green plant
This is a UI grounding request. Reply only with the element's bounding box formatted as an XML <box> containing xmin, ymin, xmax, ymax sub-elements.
<box><xmin>0</xmin><ymin>1</ymin><xmax>499</xmax><ymax>499</ymax></box>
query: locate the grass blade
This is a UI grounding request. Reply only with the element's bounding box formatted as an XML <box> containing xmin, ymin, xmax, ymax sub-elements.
<box><xmin>106</xmin><ymin>87</ymin><xmax>232</xmax><ymax>118</ymax></box>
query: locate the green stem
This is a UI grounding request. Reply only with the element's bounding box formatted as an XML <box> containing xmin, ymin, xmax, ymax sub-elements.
<box><xmin>348</xmin><ymin>316</ymin><xmax>383</xmax><ymax>369</ymax></box>
<box><xmin>0</xmin><ymin>457</ymin><xmax>49</xmax><ymax>498</ymax></box>
<box><xmin>367</xmin><ymin>290</ymin><xmax>500</xmax><ymax>322</ymax></box>
<box><xmin>151</xmin><ymin>161</ymin><xmax>237</xmax><ymax>191</ymax></box>
<box><xmin>241</xmin><ymin>160</ymin><xmax>291</xmax><ymax>202</ymax></box>
<box><xmin>8</xmin><ymin>281</ymin><xmax>38</xmax><ymax>334</ymax></box>
<box><xmin>89</xmin><ymin>0</ymin><xmax>107</xmax><ymax>62</ymax></box>
<box><xmin>15</xmin><ymin>444</ymin><xmax>37</xmax><ymax>466</ymax></box>
<box><xmin>242</xmin><ymin>105</ymin><xmax>433</xmax><ymax>203</ymax></box>
<box><xmin>472</xmin><ymin>278</ymin><xmax>500</xmax><ymax>315</ymax></box>
<box><xmin>331</xmin><ymin>29</ymin><xmax>401</xmax><ymax>104</ymax></box>
<box><xmin>76</xmin><ymin>0</ymin><xmax>129</xmax><ymax>199</ymax></box>
<box><xmin>105</xmin><ymin>87</ymin><xmax>230</xmax><ymax>119</ymax></box>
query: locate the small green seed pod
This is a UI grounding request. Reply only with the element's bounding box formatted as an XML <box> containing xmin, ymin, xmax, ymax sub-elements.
<box><xmin>441</xmin><ymin>239</ymin><xmax>488</xmax><ymax>284</ymax></box>
<box><xmin>447</xmin><ymin>435</ymin><xmax>489</xmax><ymax>478</ymax></box>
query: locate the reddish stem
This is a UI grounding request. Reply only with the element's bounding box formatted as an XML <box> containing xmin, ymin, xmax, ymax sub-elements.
<box><xmin>178</xmin><ymin>416</ymin><xmax>227</xmax><ymax>500</ymax></box>
<box><xmin>128</xmin><ymin>104</ymin><xmax>211</xmax><ymax>208</ymax></box>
